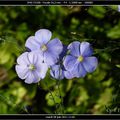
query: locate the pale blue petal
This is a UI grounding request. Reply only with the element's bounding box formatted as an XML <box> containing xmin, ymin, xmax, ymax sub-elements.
<box><xmin>25</xmin><ymin>69</ymin><xmax>43</xmax><ymax>84</ymax></box>
<box><xmin>36</xmin><ymin>62</ymin><xmax>48</xmax><ymax>79</ymax></box>
<box><xmin>25</xmin><ymin>72</ymin><xmax>36</xmax><ymax>84</ymax></box>
<box><xmin>82</xmin><ymin>57</ymin><xmax>98</xmax><ymax>73</ymax></box>
<box><xmin>15</xmin><ymin>65</ymin><xmax>29</xmax><ymax>79</ymax></box>
<box><xmin>32</xmin><ymin>71</ymin><xmax>41</xmax><ymax>83</ymax></box>
<box><xmin>44</xmin><ymin>51</ymin><xmax>58</xmax><ymax>66</ymax></box>
<box><xmin>50</xmin><ymin>65</ymin><xmax>64</xmax><ymax>80</ymax></box>
<box><xmin>36</xmin><ymin>51</ymin><xmax>44</xmax><ymax>62</ymax></box>
<box><xmin>47</xmin><ymin>38</ymin><xmax>63</xmax><ymax>57</ymax></box>
<box><xmin>68</xmin><ymin>41</ymin><xmax>81</xmax><ymax>57</ymax></box>
<box><xmin>50</xmin><ymin>65</ymin><xmax>58</xmax><ymax>79</ymax></box>
<box><xmin>71</xmin><ymin>62</ymin><xmax>87</xmax><ymax>78</ymax></box>
<box><xmin>64</xmin><ymin>70</ymin><xmax>74</xmax><ymax>79</ymax></box>
<box><xmin>25</xmin><ymin>36</ymin><xmax>40</xmax><ymax>51</ymax></box>
<box><xmin>28</xmin><ymin>51</ymin><xmax>43</xmax><ymax>64</ymax></box>
<box><xmin>35</xmin><ymin>29</ymin><xmax>52</xmax><ymax>44</ymax></box>
<box><xmin>27</xmin><ymin>51</ymin><xmax>38</xmax><ymax>64</ymax></box>
<box><xmin>17</xmin><ymin>52</ymin><xmax>29</xmax><ymax>66</ymax></box>
<box><xmin>63</xmin><ymin>55</ymin><xmax>77</xmax><ymax>71</ymax></box>
<box><xmin>80</xmin><ymin>42</ymin><xmax>93</xmax><ymax>57</ymax></box>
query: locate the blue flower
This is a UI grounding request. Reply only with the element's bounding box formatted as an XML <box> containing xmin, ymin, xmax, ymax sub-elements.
<box><xmin>50</xmin><ymin>64</ymin><xmax>75</xmax><ymax>80</ymax></box>
<box><xmin>25</xmin><ymin>29</ymin><xmax>63</xmax><ymax>66</ymax></box>
<box><xmin>63</xmin><ymin>41</ymin><xmax>98</xmax><ymax>78</ymax></box>
<box><xmin>50</xmin><ymin>65</ymin><xmax>64</xmax><ymax>80</ymax></box>
<box><xmin>50</xmin><ymin>45</ymin><xmax>75</xmax><ymax>80</ymax></box>
<box><xmin>15</xmin><ymin>51</ymin><xmax>48</xmax><ymax>84</ymax></box>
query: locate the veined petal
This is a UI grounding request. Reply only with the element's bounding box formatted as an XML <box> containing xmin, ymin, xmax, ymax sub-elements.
<box><xmin>17</xmin><ymin>52</ymin><xmax>29</xmax><ymax>66</ymax></box>
<box><xmin>27</xmin><ymin>51</ymin><xmax>38</xmax><ymax>64</ymax></box>
<box><xmin>68</xmin><ymin>41</ymin><xmax>81</xmax><ymax>57</ymax></box>
<box><xmin>64</xmin><ymin>70</ymin><xmax>74</xmax><ymax>79</ymax></box>
<box><xmin>28</xmin><ymin>51</ymin><xmax>43</xmax><ymax>64</ymax></box>
<box><xmin>63</xmin><ymin>55</ymin><xmax>77</xmax><ymax>71</ymax></box>
<box><xmin>15</xmin><ymin>65</ymin><xmax>29</xmax><ymax>79</ymax></box>
<box><xmin>47</xmin><ymin>38</ymin><xmax>63</xmax><ymax>57</ymax></box>
<box><xmin>44</xmin><ymin>51</ymin><xmax>58</xmax><ymax>66</ymax></box>
<box><xmin>25</xmin><ymin>72</ymin><xmax>36</xmax><ymax>84</ymax></box>
<box><xmin>25</xmin><ymin>36</ymin><xmax>40</xmax><ymax>51</ymax></box>
<box><xmin>80</xmin><ymin>42</ymin><xmax>93</xmax><ymax>57</ymax></box>
<box><xmin>32</xmin><ymin>71</ymin><xmax>41</xmax><ymax>83</ymax></box>
<box><xmin>35</xmin><ymin>29</ymin><xmax>52</xmax><ymax>44</ymax></box>
<box><xmin>36</xmin><ymin>62</ymin><xmax>48</xmax><ymax>79</ymax></box>
<box><xmin>82</xmin><ymin>57</ymin><xmax>98</xmax><ymax>73</ymax></box>
<box><xmin>50</xmin><ymin>65</ymin><xmax>64</xmax><ymax>80</ymax></box>
<box><xmin>71</xmin><ymin>62</ymin><xmax>87</xmax><ymax>78</ymax></box>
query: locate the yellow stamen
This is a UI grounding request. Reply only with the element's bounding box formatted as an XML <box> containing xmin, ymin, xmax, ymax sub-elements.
<box><xmin>41</xmin><ymin>44</ymin><xmax>47</xmax><ymax>51</ymax></box>
<box><xmin>77</xmin><ymin>55</ymin><xmax>84</xmax><ymax>62</ymax></box>
<box><xmin>29</xmin><ymin>64</ymin><xmax>35</xmax><ymax>71</ymax></box>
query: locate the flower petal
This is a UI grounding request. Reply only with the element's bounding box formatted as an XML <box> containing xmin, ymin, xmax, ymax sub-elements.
<box><xmin>50</xmin><ymin>65</ymin><xmax>64</xmax><ymax>80</ymax></box>
<box><xmin>25</xmin><ymin>69</ymin><xmax>43</xmax><ymax>84</ymax></box>
<box><xmin>28</xmin><ymin>51</ymin><xmax>43</xmax><ymax>64</ymax></box>
<box><xmin>63</xmin><ymin>55</ymin><xmax>77</xmax><ymax>71</ymax></box>
<box><xmin>15</xmin><ymin>65</ymin><xmax>29</xmax><ymax>79</ymax></box>
<box><xmin>64</xmin><ymin>70</ymin><xmax>74</xmax><ymax>79</ymax></box>
<box><xmin>35</xmin><ymin>29</ymin><xmax>52</xmax><ymax>44</ymax></box>
<box><xmin>25</xmin><ymin>36</ymin><xmax>40</xmax><ymax>51</ymax></box>
<box><xmin>25</xmin><ymin>72</ymin><xmax>36</xmax><ymax>84</ymax></box>
<box><xmin>71</xmin><ymin>62</ymin><xmax>87</xmax><ymax>78</ymax></box>
<box><xmin>32</xmin><ymin>71</ymin><xmax>41</xmax><ymax>83</ymax></box>
<box><xmin>44</xmin><ymin>51</ymin><xmax>58</xmax><ymax>66</ymax></box>
<box><xmin>80</xmin><ymin>42</ymin><xmax>93</xmax><ymax>57</ymax></box>
<box><xmin>68</xmin><ymin>41</ymin><xmax>81</xmax><ymax>57</ymax></box>
<box><xmin>36</xmin><ymin>62</ymin><xmax>48</xmax><ymax>79</ymax></box>
<box><xmin>82</xmin><ymin>57</ymin><xmax>98</xmax><ymax>73</ymax></box>
<box><xmin>47</xmin><ymin>38</ymin><xmax>63</xmax><ymax>57</ymax></box>
<box><xmin>17</xmin><ymin>52</ymin><xmax>29</xmax><ymax>66</ymax></box>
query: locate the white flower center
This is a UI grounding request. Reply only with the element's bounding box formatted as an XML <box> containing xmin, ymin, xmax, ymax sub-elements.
<box><xmin>41</xmin><ymin>44</ymin><xmax>47</xmax><ymax>51</ymax></box>
<box><xmin>77</xmin><ymin>55</ymin><xmax>84</xmax><ymax>62</ymax></box>
<box><xmin>29</xmin><ymin>64</ymin><xmax>35</xmax><ymax>71</ymax></box>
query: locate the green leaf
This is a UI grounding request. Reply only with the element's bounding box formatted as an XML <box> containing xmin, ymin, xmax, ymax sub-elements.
<box><xmin>107</xmin><ymin>23</ymin><xmax>120</xmax><ymax>39</ymax></box>
<box><xmin>88</xmin><ymin>6</ymin><xmax>106</xmax><ymax>18</ymax></box>
<box><xmin>116</xmin><ymin>64</ymin><xmax>120</xmax><ymax>68</ymax></box>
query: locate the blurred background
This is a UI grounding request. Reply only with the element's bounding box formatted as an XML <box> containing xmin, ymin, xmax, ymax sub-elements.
<box><xmin>0</xmin><ymin>6</ymin><xmax>120</xmax><ymax>114</ymax></box>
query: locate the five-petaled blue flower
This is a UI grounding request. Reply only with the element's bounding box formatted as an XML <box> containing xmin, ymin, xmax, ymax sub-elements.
<box><xmin>15</xmin><ymin>51</ymin><xmax>48</xmax><ymax>84</ymax></box>
<box><xmin>63</xmin><ymin>41</ymin><xmax>98</xmax><ymax>78</ymax></box>
<box><xmin>50</xmin><ymin>45</ymin><xmax>75</xmax><ymax>80</ymax></box>
<box><xmin>25</xmin><ymin>29</ymin><xmax>63</xmax><ymax>66</ymax></box>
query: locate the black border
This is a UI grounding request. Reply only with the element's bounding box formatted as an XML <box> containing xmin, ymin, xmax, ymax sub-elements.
<box><xmin>0</xmin><ymin>1</ymin><xmax>120</xmax><ymax>119</ymax></box>
<box><xmin>0</xmin><ymin>114</ymin><xmax>120</xmax><ymax>119</ymax></box>
<box><xmin>0</xmin><ymin>0</ymin><xmax>120</xmax><ymax>5</ymax></box>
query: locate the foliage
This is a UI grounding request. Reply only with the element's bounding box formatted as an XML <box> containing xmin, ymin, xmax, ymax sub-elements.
<box><xmin>0</xmin><ymin>6</ymin><xmax>120</xmax><ymax>114</ymax></box>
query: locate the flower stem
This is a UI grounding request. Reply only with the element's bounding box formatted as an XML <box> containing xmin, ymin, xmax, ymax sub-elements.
<box><xmin>56</xmin><ymin>80</ymin><xmax>64</xmax><ymax>114</ymax></box>
<box><xmin>43</xmin><ymin>81</ymin><xmax>58</xmax><ymax>114</ymax></box>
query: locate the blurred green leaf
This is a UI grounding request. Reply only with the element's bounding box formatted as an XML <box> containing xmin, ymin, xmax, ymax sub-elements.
<box><xmin>107</xmin><ymin>22</ymin><xmax>120</xmax><ymax>39</ymax></box>
<box><xmin>88</xmin><ymin>6</ymin><xmax>106</xmax><ymax>18</ymax></box>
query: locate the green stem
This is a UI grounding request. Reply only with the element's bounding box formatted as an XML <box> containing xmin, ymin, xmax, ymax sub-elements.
<box><xmin>56</xmin><ymin>64</ymin><xmax>65</xmax><ymax>114</ymax></box>
<box><xmin>43</xmin><ymin>81</ymin><xmax>58</xmax><ymax>114</ymax></box>
<box><xmin>56</xmin><ymin>80</ymin><xmax>64</xmax><ymax>114</ymax></box>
